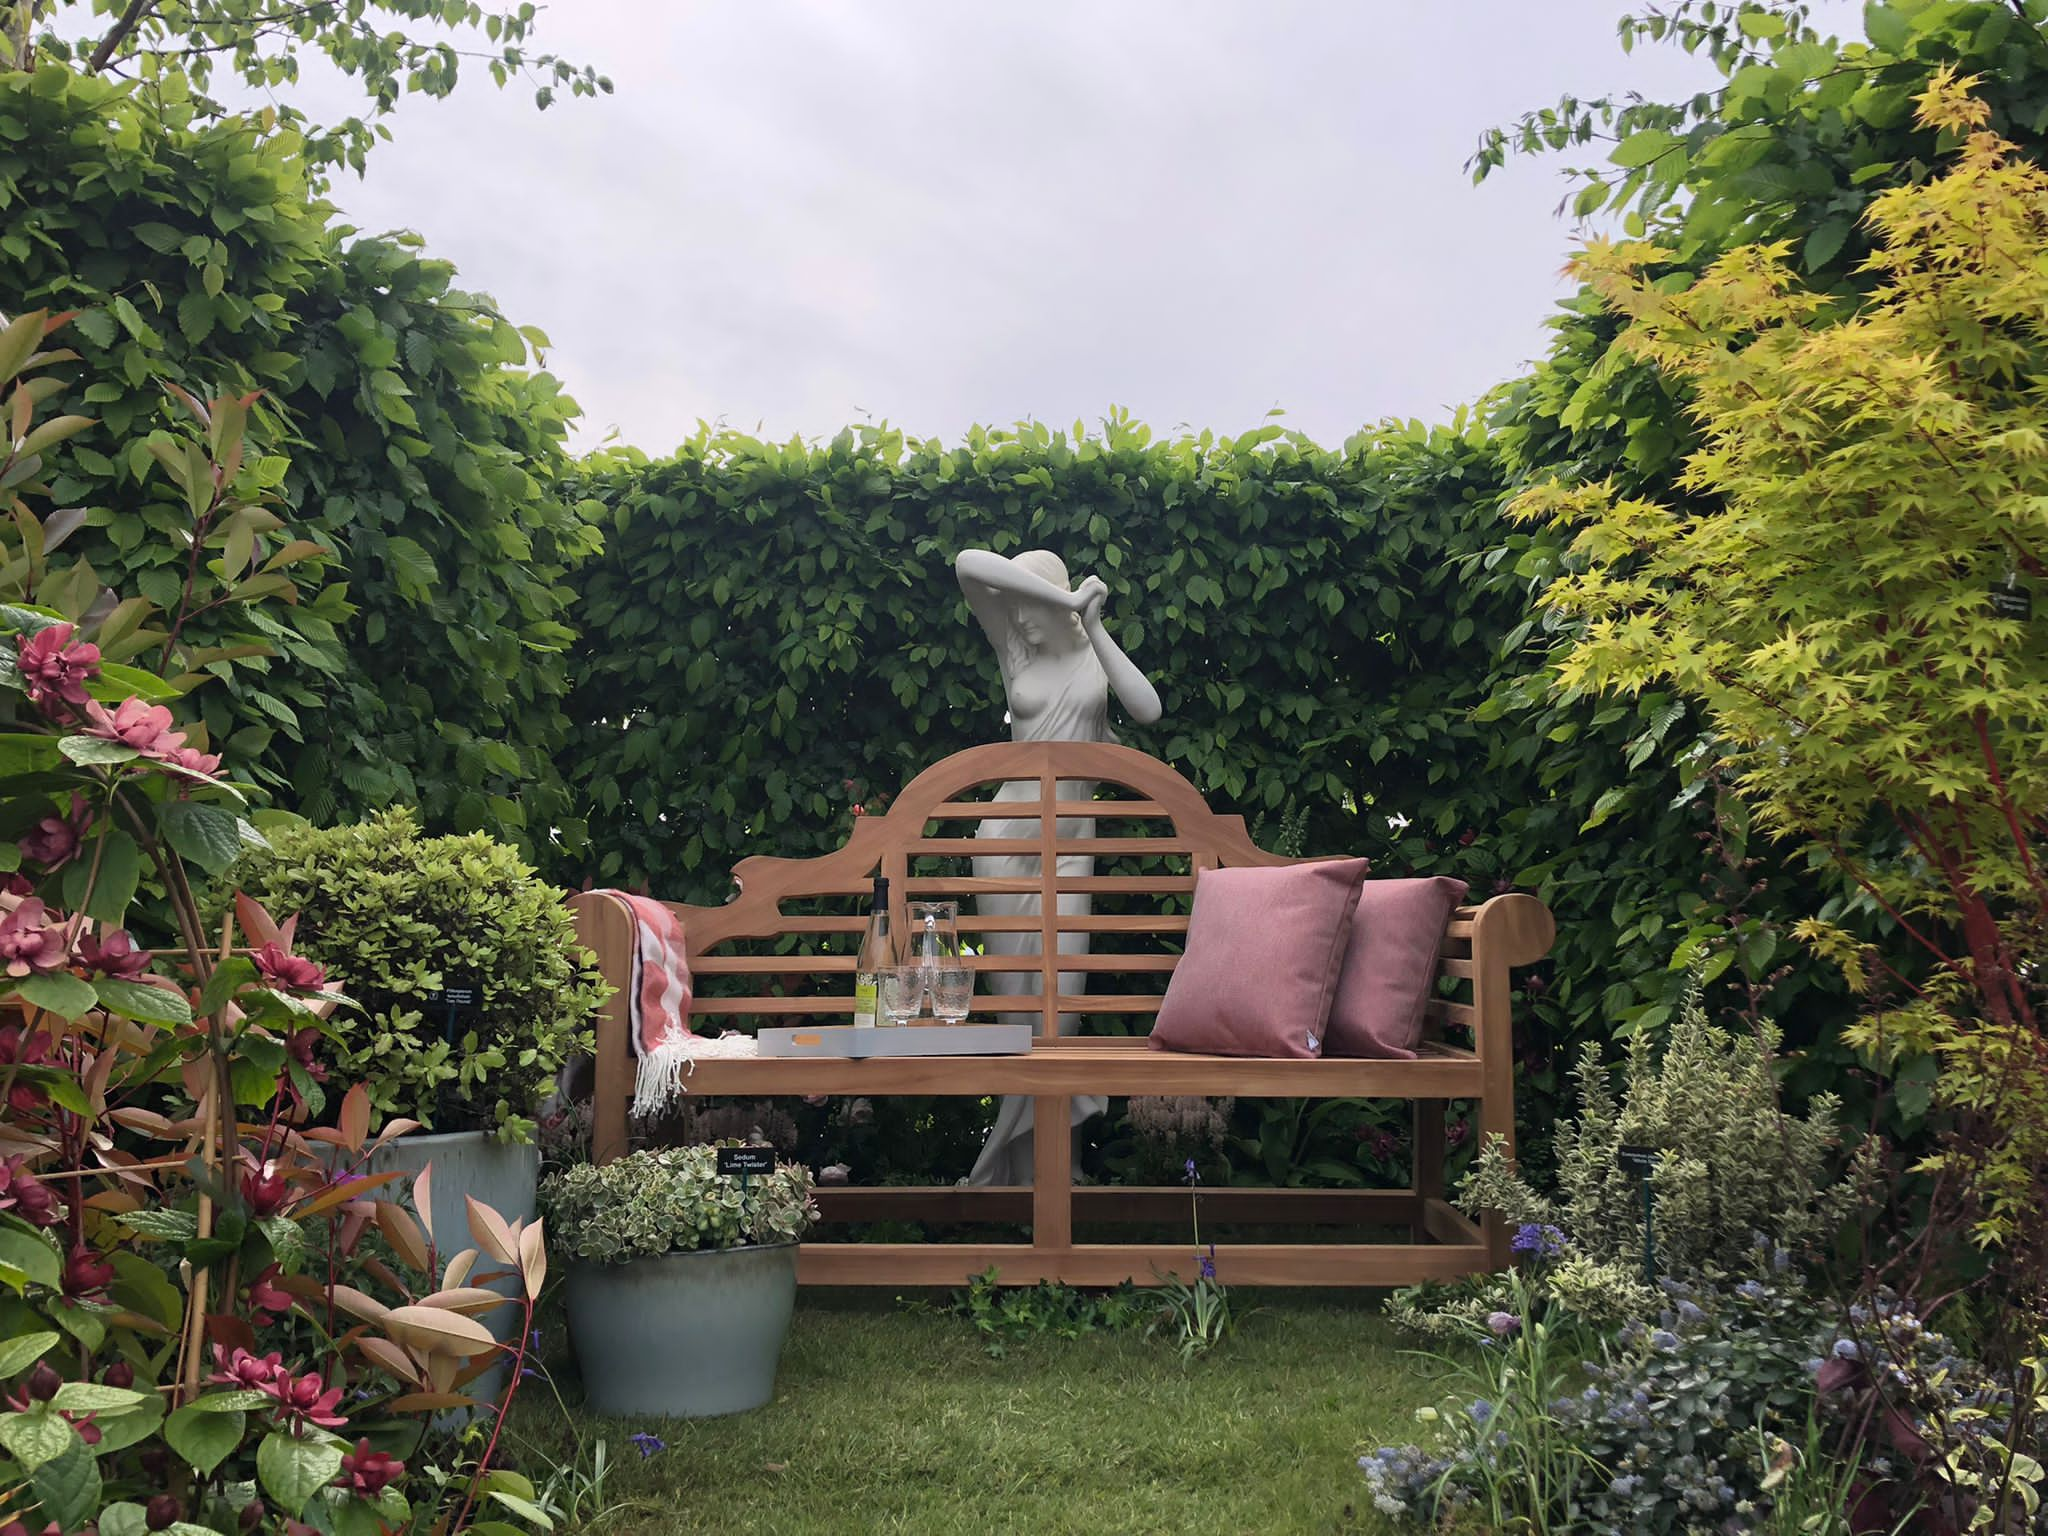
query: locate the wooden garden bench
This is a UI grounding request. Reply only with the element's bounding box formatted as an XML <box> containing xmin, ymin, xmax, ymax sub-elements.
<box><xmin>571</xmin><ymin>741</ymin><xmax>1554</xmax><ymax>1288</ymax></box>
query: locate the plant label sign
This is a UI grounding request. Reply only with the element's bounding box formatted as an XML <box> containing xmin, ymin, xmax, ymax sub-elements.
<box><xmin>716</xmin><ymin>1146</ymin><xmax>776</xmax><ymax>1178</ymax></box>
<box><xmin>1616</xmin><ymin>1144</ymin><xmax>1658</xmax><ymax>1176</ymax></box>
<box><xmin>1989</xmin><ymin>580</ymin><xmax>2032</xmax><ymax>621</ymax></box>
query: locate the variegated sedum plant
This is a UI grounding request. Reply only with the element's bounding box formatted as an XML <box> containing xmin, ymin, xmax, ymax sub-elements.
<box><xmin>1510</xmin><ymin>68</ymin><xmax>2048</xmax><ymax>1245</ymax></box>
<box><xmin>541</xmin><ymin>1145</ymin><xmax>816</xmax><ymax>1265</ymax></box>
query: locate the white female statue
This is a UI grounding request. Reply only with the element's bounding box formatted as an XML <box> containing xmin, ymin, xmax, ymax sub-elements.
<box><xmin>954</xmin><ymin>548</ymin><xmax>1164</xmax><ymax>1186</ymax></box>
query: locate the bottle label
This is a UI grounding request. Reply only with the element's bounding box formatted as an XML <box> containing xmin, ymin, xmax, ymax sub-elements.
<box><xmin>854</xmin><ymin>975</ymin><xmax>878</xmax><ymax>1028</ymax></box>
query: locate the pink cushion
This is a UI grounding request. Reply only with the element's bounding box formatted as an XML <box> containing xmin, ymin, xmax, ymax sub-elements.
<box><xmin>1323</xmin><ymin>877</ymin><xmax>1468</xmax><ymax>1059</ymax></box>
<box><xmin>1149</xmin><ymin>859</ymin><xmax>1370</xmax><ymax>1059</ymax></box>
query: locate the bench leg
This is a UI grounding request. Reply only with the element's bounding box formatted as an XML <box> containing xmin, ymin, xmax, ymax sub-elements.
<box><xmin>1032</xmin><ymin>1094</ymin><xmax>1072</xmax><ymax>1260</ymax></box>
<box><xmin>1411</xmin><ymin>1100</ymin><xmax>1445</xmax><ymax>1244</ymax></box>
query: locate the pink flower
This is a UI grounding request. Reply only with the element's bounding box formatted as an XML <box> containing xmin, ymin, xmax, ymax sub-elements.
<box><xmin>209</xmin><ymin>1345</ymin><xmax>284</xmax><ymax>1392</ymax></box>
<box><xmin>269</xmin><ymin>1367</ymin><xmax>348</xmax><ymax>1431</ymax></box>
<box><xmin>163</xmin><ymin>744</ymin><xmax>222</xmax><ymax>779</ymax></box>
<box><xmin>0</xmin><ymin>899</ymin><xmax>71</xmax><ymax>977</ymax></box>
<box><xmin>18</xmin><ymin>796</ymin><xmax>89</xmax><ymax>869</ymax></box>
<box><xmin>16</xmin><ymin>624</ymin><xmax>100</xmax><ymax>710</ymax></box>
<box><xmin>252</xmin><ymin>942</ymin><xmax>326</xmax><ymax>991</ymax></box>
<box><xmin>61</xmin><ymin>1246</ymin><xmax>114</xmax><ymax>1300</ymax></box>
<box><xmin>287</xmin><ymin>1026</ymin><xmax>327</xmax><ymax>1083</ymax></box>
<box><xmin>337</xmin><ymin>1438</ymin><xmax>404</xmax><ymax>1496</ymax></box>
<box><xmin>81</xmin><ymin>696</ymin><xmax>184</xmax><ymax>756</ymax></box>
<box><xmin>78</xmin><ymin>927</ymin><xmax>151</xmax><ymax>980</ymax></box>
<box><xmin>245</xmin><ymin>1264</ymin><xmax>294</xmax><ymax>1324</ymax></box>
<box><xmin>0</xmin><ymin>1157</ymin><xmax>64</xmax><ymax>1228</ymax></box>
<box><xmin>0</xmin><ymin>1025</ymin><xmax>52</xmax><ymax>1115</ymax></box>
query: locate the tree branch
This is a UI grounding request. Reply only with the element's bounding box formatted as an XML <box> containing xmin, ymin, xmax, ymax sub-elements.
<box><xmin>86</xmin><ymin>0</ymin><xmax>159</xmax><ymax>73</ymax></box>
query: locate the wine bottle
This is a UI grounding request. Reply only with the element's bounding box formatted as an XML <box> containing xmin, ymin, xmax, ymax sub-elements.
<box><xmin>853</xmin><ymin>875</ymin><xmax>894</xmax><ymax>1028</ymax></box>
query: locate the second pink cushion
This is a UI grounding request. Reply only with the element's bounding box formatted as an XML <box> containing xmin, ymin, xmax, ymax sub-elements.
<box><xmin>1324</xmin><ymin>876</ymin><xmax>1469</xmax><ymax>1059</ymax></box>
<box><xmin>1149</xmin><ymin>858</ymin><xmax>1371</xmax><ymax>1059</ymax></box>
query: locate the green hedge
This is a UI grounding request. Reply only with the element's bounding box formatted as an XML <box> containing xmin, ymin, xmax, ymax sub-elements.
<box><xmin>0</xmin><ymin>65</ymin><xmax>597</xmax><ymax>846</ymax></box>
<box><xmin>560</xmin><ymin>411</ymin><xmax>1873</xmax><ymax>1152</ymax></box>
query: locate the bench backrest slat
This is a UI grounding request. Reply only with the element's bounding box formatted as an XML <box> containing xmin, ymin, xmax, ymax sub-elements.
<box><xmin>640</xmin><ymin>740</ymin><xmax>1498</xmax><ymax>1044</ymax></box>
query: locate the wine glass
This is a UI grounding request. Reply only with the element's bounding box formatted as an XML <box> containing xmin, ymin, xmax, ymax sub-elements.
<box><xmin>930</xmin><ymin>965</ymin><xmax>972</xmax><ymax>1026</ymax></box>
<box><xmin>879</xmin><ymin>966</ymin><xmax>923</xmax><ymax>1028</ymax></box>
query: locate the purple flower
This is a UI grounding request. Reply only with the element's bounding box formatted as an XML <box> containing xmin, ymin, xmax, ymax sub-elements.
<box><xmin>1510</xmin><ymin>1222</ymin><xmax>1566</xmax><ymax>1260</ymax></box>
<box><xmin>629</xmin><ymin>1431</ymin><xmax>666</xmax><ymax>1458</ymax></box>
<box><xmin>1649</xmin><ymin>1329</ymin><xmax>1680</xmax><ymax>1351</ymax></box>
<box><xmin>1832</xmin><ymin>1338</ymin><xmax>1860</xmax><ymax>1360</ymax></box>
<box><xmin>1467</xmin><ymin>1399</ymin><xmax>1494</xmax><ymax>1424</ymax></box>
<box><xmin>1198</xmin><ymin>1245</ymin><xmax>1216</xmax><ymax>1281</ymax></box>
<box><xmin>1486</xmin><ymin>1311</ymin><xmax>1520</xmax><ymax>1337</ymax></box>
<box><xmin>1183</xmin><ymin>1157</ymin><xmax>1199</xmax><ymax>1186</ymax></box>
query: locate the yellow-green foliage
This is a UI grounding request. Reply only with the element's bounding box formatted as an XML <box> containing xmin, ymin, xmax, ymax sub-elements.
<box><xmin>228</xmin><ymin>808</ymin><xmax>606</xmax><ymax>1140</ymax></box>
<box><xmin>1511</xmin><ymin>69</ymin><xmax>2048</xmax><ymax>1023</ymax></box>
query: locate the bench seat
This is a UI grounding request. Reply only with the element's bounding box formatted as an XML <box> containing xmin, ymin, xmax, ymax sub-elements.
<box><xmin>671</xmin><ymin>1038</ymin><xmax>1486</xmax><ymax>1098</ymax></box>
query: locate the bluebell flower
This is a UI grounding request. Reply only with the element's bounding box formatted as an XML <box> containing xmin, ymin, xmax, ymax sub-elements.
<box><xmin>630</xmin><ymin>1431</ymin><xmax>667</xmax><ymax>1458</ymax></box>
<box><xmin>530</xmin><ymin>1328</ymin><xmax>543</xmax><ymax>1350</ymax></box>
<box><xmin>1832</xmin><ymin>1338</ymin><xmax>1860</xmax><ymax>1360</ymax></box>
<box><xmin>1183</xmin><ymin>1157</ymin><xmax>1199</xmax><ymax>1185</ymax></box>
<box><xmin>1467</xmin><ymin>1398</ymin><xmax>1494</xmax><ymax>1424</ymax></box>
<box><xmin>1649</xmin><ymin>1330</ymin><xmax>1680</xmax><ymax>1351</ymax></box>
<box><xmin>1198</xmin><ymin>1246</ymin><xmax>1217</xmax><ymax>1281</ymax></box>
<box><xmin>1510</xmin><ymin>1222</ymin><xmax>1566</xmax><ymax>1259</ymax></box>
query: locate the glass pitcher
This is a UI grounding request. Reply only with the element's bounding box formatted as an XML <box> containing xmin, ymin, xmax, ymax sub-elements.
<box><xmin>907</xmin><ymin>901</ymin><xmax>961</xmax><ymax>1012</ymax></box>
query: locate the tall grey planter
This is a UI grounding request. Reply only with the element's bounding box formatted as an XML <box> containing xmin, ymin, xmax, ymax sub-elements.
<box><xmin>369</xmin><ymin>1130</ymin><xmax>539</xmax><ymax>1409</ymax></box>
<box><xmin>566</xmin><ymin>1242</ymin><xmax>798</xmax><ymax>1418</ymax></box>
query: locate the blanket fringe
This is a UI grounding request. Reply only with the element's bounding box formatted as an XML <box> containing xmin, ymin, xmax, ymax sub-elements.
<box><xmin>630</xmin><ymin>1028</ymin><xmax>762</xmax><ymax>1120</ymax></box>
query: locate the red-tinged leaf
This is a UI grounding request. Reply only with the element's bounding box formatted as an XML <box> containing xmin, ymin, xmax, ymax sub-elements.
<box><xmin>425</xmin><ymin>1353</ymin><xmax>458</xmax><ymax>1395</ymax></box>
<box><xmin>273</xmin><ymin>1274</ymin><xmax>327</xmax><ymax>1302</ymax></box>
<box><xmin>163</xmin><ymin>382</ymin><xmax>208</xmax><ymax>427</ymax></box>
<box><xmin>291</xmin><ymin>1170</ymin><xmax>400</xmax><ymax>1220</ymax></box>
<box><xmin>354</xmin><ymin>1336</ymin><xmax>423</xmax><ymax>1388</ymax></box>
<box><xmin>388</xmin><ymin>1391</ymin><xmax>474</xmax><ymax>1412</ymax></box>
<box><xmin>41</xmin><ymin>312</ymin><xmax>76</xmax><ymax>334</ymax></box>
<box><xmin>327</xmin><ymin>1285</ymin><xmax>391</xmax><ymax>1323</ymax></box>
<box><xmin>441</xmin><ymin>1248</ymin><xmax>479</xmax><ymax>1288</ymax></box>
<box><xmin>337</xmin><ymin>1084</ymin><xmax>370</xmax><ymax>1152</ymax></box>
<box><xmin>104</xmin><ymin>1107</ymin><xmax>176</xmax><ymax>1135</ymax></box>
<box><xmin>360</xmin><ymin>1256</ymin><xmax>409</xmax><ymax>1297</ymax></box>
<box><xmin>387</xmin><ymin>1304</ymin><xmax>497</xmax><ymax>1357</ymax></box>
<box><xmin>204</xmin><ymin>1313</ymin><xmax>257</xmax><ymax>1354</ymax></box>
<box><xmin>518</xmin><ymin>1220</ymin><xmax>547</xmax><ymax>1299</ymax></box>
<box><xmin>375</xmin><ymin>1201</ymin><xmax>429</xmax><ymax>1274</ymax></box>
<box><xmin>412</xmin><ymin>1164</ymin><xmax>434</xmax><ymax>1241</ymax></box>
<box><xmin>372</xmin><ymin>1117</ymin><xmax>421</xmax><ymax>1148</ymax></box>
<box><xmin>465</xmin><ymin>1196</ymin><xmax>518</xmax><ymax>1265</ymax></box>
<box><xmin>416</xmin><ymin>1286</ymin><xmax>508</xmax><ymax>1316</ymax></box>
<box><xmin>232</xmin><ymin>891</ymin><xmax>286</xmax><ymax>949</ymax></box>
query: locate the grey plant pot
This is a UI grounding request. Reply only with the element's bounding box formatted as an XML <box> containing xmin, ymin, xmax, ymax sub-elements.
<box><xmin>566</xmin><ymin>1242</ymin><xmax>799</xmax><ymax>1418</ymax></box>
<box><xmin>368</xmin><ymin>1129</ymin><xmax>539</xmax><ymax>1409</ymax></box>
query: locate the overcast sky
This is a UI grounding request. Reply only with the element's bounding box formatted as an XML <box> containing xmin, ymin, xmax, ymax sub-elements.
<box><xmin>289</xmin><ymin>1</ymin><xmax>1849</xmax><ymax>456</ymax></box>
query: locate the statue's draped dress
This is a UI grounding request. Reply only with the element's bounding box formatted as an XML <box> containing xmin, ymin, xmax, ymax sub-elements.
<box><xmin>966</xmin><ymin>645</ymin><xmax>1111</xmax><ymax>1186</ymax></box>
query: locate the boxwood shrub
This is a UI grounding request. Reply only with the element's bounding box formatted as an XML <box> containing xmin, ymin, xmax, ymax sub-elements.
<box><xmin>228</xmin><ymin>808</ymin><xmax>606</xmax><ymax>1139</ymax></box>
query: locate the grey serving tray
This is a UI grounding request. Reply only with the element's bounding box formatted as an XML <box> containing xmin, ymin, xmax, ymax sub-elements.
<box><xmin>757</xmin><ymin>1023</ymin><xmax>1034</xmax><ymax>1058</ymax></box>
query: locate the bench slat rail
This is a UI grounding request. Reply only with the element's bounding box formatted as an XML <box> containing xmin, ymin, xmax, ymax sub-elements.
<box><xmin>571</xmin><ymin>740</ymin><xmax>1554</xmax><ymax>1286</ymax></box>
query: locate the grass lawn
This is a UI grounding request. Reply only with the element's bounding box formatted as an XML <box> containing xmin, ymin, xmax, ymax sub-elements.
<box><xmin>504</xmin><ymin>1288</ymin><xmax>1455</xmax><ymax>1536</ymax></box>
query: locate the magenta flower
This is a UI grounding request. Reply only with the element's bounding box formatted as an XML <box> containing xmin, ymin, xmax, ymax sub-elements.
<box><xmin>337</xmin><ymin>1439</ymin><xmax>404</xmax><ymax>1496</ymax></box>
<box><xmin>61</xmin><ymin>1245</ymin><xmax>114</xmax><ymax>1300</ymax></box>
<box><xmin>245</xmin><ymin>1263</ymin><xmax>294</xmax><ymax>1324</ymax></box>
<box><xmin>81</xmin><ymin>696</ymin><xmax>185</xmax><ymax>754</ymax></box>
<box><xmin>18</xmin><ymin>796</ymin><xmax>90</xmax><ymax>869</ymax></box>
<box><xmin>163</xmin><ymin>743</ymin><xmax>223</xmax><ymax>779</ymax></box>
<box><xmin>0</xmin><ymin>899</ymin><xmax>71</xmax><ymax>977</ymax></box>
<box><xmin>78</xmin><ymin>927</ymin><xmax>152</xmax><ymax>980</ymax></box>
<box><xmin>268</xmin><ymin>1367</ymin><xmax>349</xmax><ymax>1431</ymax></box>
<box><xmin>16</xmin><ymin>623</ymin><xmax>100</xmax><ymax>710</ymax></box>
<box><xmin>209</xmin><ymin>1345</ymin><xmax>285</xmax><ymax>1392</ymax></box>
<box><xmin>0</xmin><ymin>1156</ymin><xmax>64</xmax><ymax>1228</ymax></box>
<box><xmin>252</xmin><ymin>941</ymin><xmax>327</xmax><ymax>991</ymax></box>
